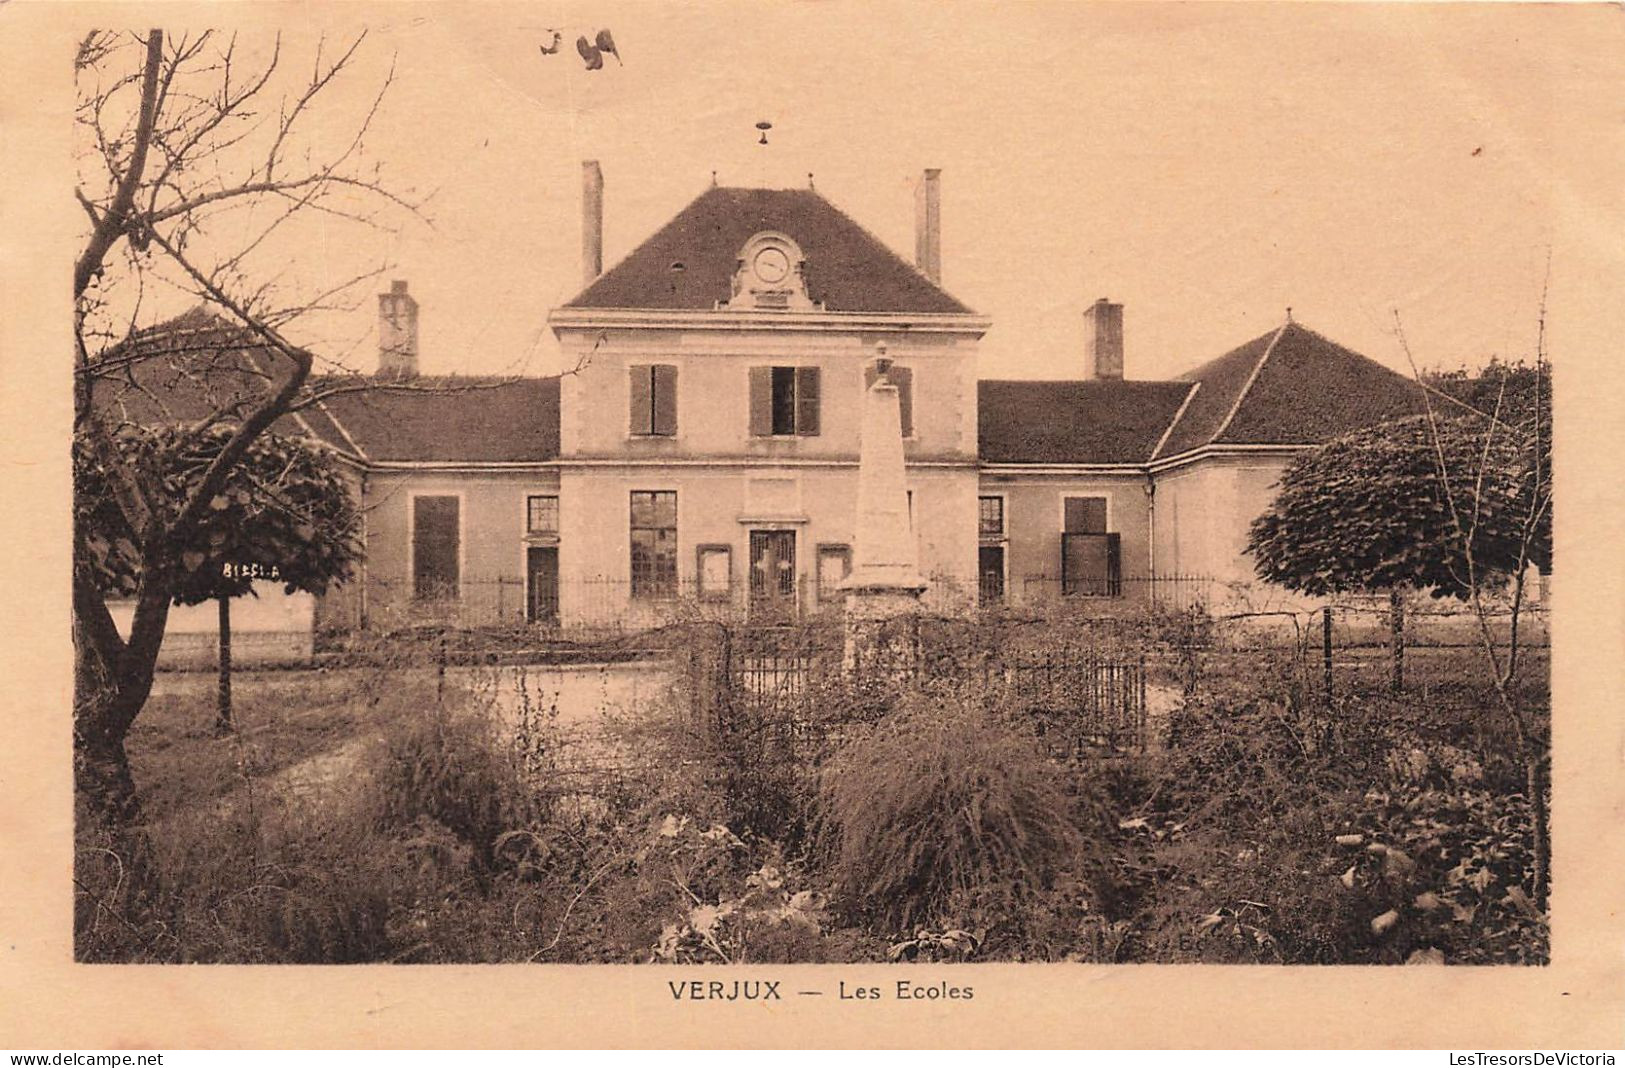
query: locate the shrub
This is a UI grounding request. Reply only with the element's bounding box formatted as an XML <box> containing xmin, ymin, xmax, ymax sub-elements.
<box><xmin>369</xmin><ymin>702</ymin><xmax>545</xmax><ymax>872</ymax></box>
<box><xmin>813</xmin><ymin>685</ymin><xmax>1099</xmax><ymax>931</ymax></box>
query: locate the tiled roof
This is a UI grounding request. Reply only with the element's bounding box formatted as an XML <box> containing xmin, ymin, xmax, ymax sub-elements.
<box><xmin>1153</xmin><ymin>321</ymin><xmax>1432</xmax><ymax>459</ymax></box>
<box><xmin>565</xmin><ymin>186</ymin><xmax>973</xmax><ymax>315</ymax></box>
<box><xmin>979</xmin><ymin>380</ymin><xmax>1196</xmax><ymax>464</ymax></box>
<box><xmin>87</xmin><ymin>310</ymin><xmax>560</xmax><ymax>463</ymax></box>
<box><xmin>317</xmin><ymin>377</ymin><xmax>560</xmax><ymax>463</ymax></box>
<box><xmin>86</xmin><ymin>309</ymin><xmax>333</xmax><ymax>444</ymax></box>
<box><xmin>100</xmin><ymin>313</ymin><xmax>1433</xmax><ymax>470</ymax></box>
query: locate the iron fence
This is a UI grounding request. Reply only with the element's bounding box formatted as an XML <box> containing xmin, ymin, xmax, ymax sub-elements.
<box><xmin>329</xmin><ymin>571</ymin><xmax>1222</xmax><ymax>637</ymax></box>
<box><xmin>684</xmin><ymin>616</ymin><xmax>1153</xmax><ymax>765</ymax></box>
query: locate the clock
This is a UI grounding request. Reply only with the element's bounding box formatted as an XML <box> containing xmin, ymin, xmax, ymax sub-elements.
<box><xmin>752</xmin><ymin>246</ymin><xmax>791</xmax><ymax>285</ymax></box>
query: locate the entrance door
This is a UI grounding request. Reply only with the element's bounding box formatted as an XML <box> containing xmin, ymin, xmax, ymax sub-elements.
<box><xmin>527</xmin><ymin>546</ymin><xmax>559</xmax><ymax>623</ymax></box>
<box><xmin>978</xmin><ymin>545</ymin><xmax>1005</xmax><ymax>603</ymax></box>
<box><xmin>749</xmin><ymin>530</ymin><xmax>797</xmax><ymax>620</ymax></box>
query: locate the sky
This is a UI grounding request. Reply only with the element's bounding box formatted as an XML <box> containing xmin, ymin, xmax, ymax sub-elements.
<box><xmin>89</xmin><ymin>3</ymin><xmax>1625</xmax><ymax>383</ymax></box>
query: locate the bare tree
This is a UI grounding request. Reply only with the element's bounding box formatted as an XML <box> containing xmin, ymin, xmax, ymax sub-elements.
<box><xmin>72</xmin><ymin>29</ymin><xmax>431</xmax><ymax>822</ymax></box>
<box><xmin>1394</xmin><ymin>308</ymin><xmax>1554</xmax><ymax>911</ymax></box>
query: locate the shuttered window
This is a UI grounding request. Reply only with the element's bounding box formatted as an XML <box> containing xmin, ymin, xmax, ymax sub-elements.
<box><xmin>749</xmin><ymin>366</ymin><xmax>820</xmax><ymax>436</ymax></box>
<box><xmin>412</xmin><ymin>496</ymin><xmax>460</xmax><ymax>600</ymax></box>
<box><xmin>864</xmin><ymin>363</ymin><xmax>914</xmax><ymax>437</ymax></box>
<box><xmin>629</xmin><ymin>364</ymin><xmax>678</xmax><ymax>436</ymax></box>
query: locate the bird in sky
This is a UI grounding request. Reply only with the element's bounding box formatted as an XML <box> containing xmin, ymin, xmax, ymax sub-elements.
<box><xmin>577</xmin><ymin>29</ymin><xmax>621</xmax><ymax>70</ymax></box>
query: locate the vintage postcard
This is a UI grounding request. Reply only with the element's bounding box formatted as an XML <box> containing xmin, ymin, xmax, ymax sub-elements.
<box><xmin>1</xmin><ymin>0</ymin><xmax>1622</xmax><ymax>1050</ymax></box>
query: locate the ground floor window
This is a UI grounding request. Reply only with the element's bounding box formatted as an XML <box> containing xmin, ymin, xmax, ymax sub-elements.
<box><xmin>1061</xmin><ymin>495</ymin><xmax>1120</xmax><ymax>596</ymax></box>
<box><xmin>412</xmin><ymin>495</ymin><xmax>460</xmax><ymax>600</ymax></box>
<box><xmin>630</xmin><ymin>490</ymin><xmax>677</xmax><ymax>599</ymax></box>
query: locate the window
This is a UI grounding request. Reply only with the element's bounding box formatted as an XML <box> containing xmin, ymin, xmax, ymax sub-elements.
<box><xmin>1061</xmin><ymin>496</ymin><xmax>1120</xmax><ymax>597</ymax></box>
<box><xmin>978</xmin><ymin>495</ymin><xmax>1005</xmax><ymax>539</ymax></box>
<box><xmin>864</xmin><ymin>363</ymin><xmax>915</xmax><ymax>437</ymax></box>
<box><xmin>629</xmin><ymin>364</ymin><xmax>678</xmax><ymax>436</ymax></box>
<box><xmin>696</xmin><ymin>545</ymin><xmax>732</xmax><ymax>601</ymax></box>
<box><xmin>526</xmin><ymin>494</ymin><xmax>559</xmax><ymax>536</ymax></box>
<box><xmin>412</xmin><ymin>495</ymin><xmax>460</xmax><ymax>600</ymax></box>
<box><xmin>749</xmin><ymin>366</ymin><xmax>820</xmax><ymax>436</ymax></box>
<box><xmin>630</xmin><ymin>491</ymin><xmax>678</xmax><ymax>600</ymax></box>
<box><xmin>817</xmin><ymin>544</ymin><xmax>852</xmax><ymax>603</ymax></box>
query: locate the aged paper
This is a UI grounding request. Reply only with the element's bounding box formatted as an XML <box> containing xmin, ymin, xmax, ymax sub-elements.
<box><xmin>2</xmin><ymin>0</ymin><xmax>1623</xmax><ymax>1049</ymax></box>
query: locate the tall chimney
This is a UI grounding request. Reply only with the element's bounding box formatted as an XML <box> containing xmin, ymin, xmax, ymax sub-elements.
<box><xmin>914</xmin><ymin>168</ymin><xmax>942</xmax><ymax>285</ymax></box>
<box><xmin>1083</xmin><ymin>298</ymin><xmax>1124</xmax><ymax>380</ymax></box>
<box><xmin>582</xmin><ymin>160</ymin><xmax>604</xmax><ymax>287</ymax></box>
<box><xmin>377</xmin><ymin>279</ymin><xmax>418</xmax><ymax>378</ymax></box>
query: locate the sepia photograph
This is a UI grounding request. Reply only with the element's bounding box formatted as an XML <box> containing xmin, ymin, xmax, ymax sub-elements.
<box><xmin>6</xmin><ymin>0</ymin><xmax>1624</xmax><ymax>1050</ymax></box>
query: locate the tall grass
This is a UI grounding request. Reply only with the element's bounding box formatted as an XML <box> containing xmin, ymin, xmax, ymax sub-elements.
<box><xmin>813</xmin><ymin>685</ymin><xmax>1102</xmax><ymax>931</ymax></box>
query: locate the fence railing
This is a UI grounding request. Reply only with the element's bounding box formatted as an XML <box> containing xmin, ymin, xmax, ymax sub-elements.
<box><xmin>684</xmin><ymin>617</ymin><xmax>1151</xmax><ymax>764</ymax></box>
<box><xmin>330</xmin><ymin>571</ymin><xmax>1222</xmax><ymax>636</ymax></box>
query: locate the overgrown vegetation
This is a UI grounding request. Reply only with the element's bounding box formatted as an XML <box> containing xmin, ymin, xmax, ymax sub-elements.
<box><xmin>76</xmin><ymin>611</ymin><xmax>1549</xmax><ymax>965</ymax></box>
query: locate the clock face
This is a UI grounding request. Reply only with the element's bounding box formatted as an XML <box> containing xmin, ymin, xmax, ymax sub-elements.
<box><xmin>752</xmin><ymin>246</ymin><xmax>790</xmax><ymax>284</ymax></box>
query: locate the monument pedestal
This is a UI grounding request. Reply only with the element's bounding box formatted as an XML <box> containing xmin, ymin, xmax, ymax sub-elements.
<box><xmin>839</xmin><ymin>346</ymin><xmax>926</xmax><ymax>676</ymax></box>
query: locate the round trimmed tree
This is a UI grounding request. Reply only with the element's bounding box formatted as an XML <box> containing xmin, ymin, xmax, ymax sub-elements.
<box><xmin>1248</xmin><ymin>412</ymin><xmax>1551</xmax><ymax>688</ymax></box>
<box><xmin>76</xmin><ymin>425</ymin><xmax>360</xmax><ymax>732</ymax></box>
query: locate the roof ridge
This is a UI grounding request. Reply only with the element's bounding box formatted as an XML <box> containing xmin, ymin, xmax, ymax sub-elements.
<box><xmin>1150</xmin><ymin>381</ymin><xmax>1202</xmax><ymax>461</ymax></box>
<box><xmin>1209</xmin><ymin>320</ymin><xmax>1291</xmax><ymax>445</ymax></box>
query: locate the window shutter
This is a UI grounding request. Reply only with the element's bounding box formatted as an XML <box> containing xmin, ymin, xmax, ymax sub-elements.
<box><xmin>795</xmin><ymin>366</ymin><xmax>821</xmax><ymax>436</ymax></box>
<box><xmin>629</xmin><ymin>365</ymin><xmax>653</xmax><ymax>435</ymax></box>
<box><xmin>892</xmin><ymin>365</ymin><xmax>914</xmax><ymax>437</ymax></box>
<box><xmin>749</xmin><ymin>367</ymin><xmax>772</xmax><ymax>437</ymax></box>
<box><xmin>652</xmin><ymin>364</ymin><xmax>678</xmax><ymax>436</ymax></box>
<box><xmin>1106</xmin><ymin>532</ymin><xmax>1122</xmax><ymax>595</ymax></box>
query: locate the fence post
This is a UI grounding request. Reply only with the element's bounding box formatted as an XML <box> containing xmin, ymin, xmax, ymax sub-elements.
<box><xmin>1389</xmin><ymin>587</ymin><xmax>1405</xmax><ymax>693</ymax></box>
<box><xmin>1139</xmin><ymin>653</ymin><xmax>1148</xmax><ymax>752</ymax></box>
<box><xmin>1322</xmin><ymin>605</ymin><xmax>1334</xmax><ymax>706</ymax></box>
<box><xmin>436</xmin><ymin>632</ymin><xmax>447</xmax><ymax>704</ymax></box>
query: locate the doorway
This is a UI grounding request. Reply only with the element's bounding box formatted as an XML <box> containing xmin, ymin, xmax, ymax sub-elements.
<box><xmin>527</xmin><ymin>545</ymin><xmax>559</xmax><ymax>623</ymax></box>
<box><xmin>978</xmin><ymin>545</ymin><xmax>1006</xmax><ymax>603</ymax></box>
<box><xmin>749</xmin><ymin>530</ymin><xmax>797</xmax><ymax>620</ymax></box>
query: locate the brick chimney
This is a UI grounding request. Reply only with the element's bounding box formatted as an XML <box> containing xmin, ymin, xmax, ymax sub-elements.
<box><xmin>1083</xmin><ymin>298</ymin><xmax>1124</xmax><ymax>380</ymax></box>
<box><xmin>582</xmin><ymin>160</ymin><xmax>604</xmax><ymax>287</ymax></box>
<box><xmin>377</xmin><ymin>279</ymin><xmax>418</xmax><ymax>378</ymax></box>
<box><xmin>914</xmin><ymin>168</ymin><xmax>942</xmax><ymax>285</ymax></box>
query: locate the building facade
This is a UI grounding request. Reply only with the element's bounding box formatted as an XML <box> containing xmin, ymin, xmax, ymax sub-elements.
<box><xmin>107</xmin><ymin>163</ymin><xmax>1447</xmax><ymax>646</ymax></box>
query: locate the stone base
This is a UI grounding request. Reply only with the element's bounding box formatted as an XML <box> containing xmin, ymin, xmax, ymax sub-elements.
<box><xmin>841</xmin><ymin>584</ymin><xmax>926</xmax><ymax>675</ymax></box>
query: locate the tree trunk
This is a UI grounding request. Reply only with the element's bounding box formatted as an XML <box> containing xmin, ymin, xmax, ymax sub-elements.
<box><xmin>73</xmin><ymin>608</ymin><xmax>142</xmax><ymax>825</ymax></box>
<box><xmin>1389</xmin><ymin>587</ymin><xmax>1406</xmax><ymax>693</ymax></box>
<box><xmin>215</xmin><ymin>595</ymin><xmax>233</xmax><ymax>734</ymax></box>
<box><xmin>1529</xmin><ymin>752</ymin><xmax>1550</xmax><ymax>911</ymax></box>
<box><xmin>73</xmin><ymin>562</ymin><xmax>169</xmax><ymax>826</ymax></box>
